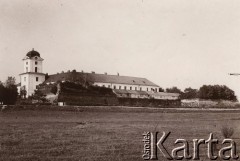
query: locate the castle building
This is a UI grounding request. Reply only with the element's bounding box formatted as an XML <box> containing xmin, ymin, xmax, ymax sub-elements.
<box><xmin>19</xmin><ymin>49</ymin><xmax>179</xmax><ymax>100</ymax></box>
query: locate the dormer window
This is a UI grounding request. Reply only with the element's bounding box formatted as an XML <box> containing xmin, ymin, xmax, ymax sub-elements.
<box><xmin>35</xmin><ymin>61</ymin><xmax>38</xmax><ymax>65</ymax></box>
<box><xmin>35</xmin><ymin>57</ymin><xmax>38</xmax><ymax>60</ymax></box>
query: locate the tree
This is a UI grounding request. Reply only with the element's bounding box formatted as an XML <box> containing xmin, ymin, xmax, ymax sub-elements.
<box><xmin>182</xmin><ymin>87</ymin><xmax>198</xmax><ymax>99</ymax></box>
<box><xmin>5</xmin><ymin>76</ymin><xmax>16</xmax><ymax>87</ymax></box>
<box><xmin>20</xmin><ymin>87</ymin><xmax>27</xmax><ymax>99</ymax></box>
<box><xmin>30</xmin><ymin>88</ymin><xmax>48</xmax><ymax>103</ymax></box>
<box><xmin>198</xmin><ymin>85</ymin><xmax>237</xmax><ymax>101</ymax></box>
<box><xmin>50</xmin><ymin>85</ymin><xmax>58</xmax><ymax>95</ymax></box>
<box><xmin>166</xmin><ymin>86</ymin><xmax>182</xmax><ymax>94</ymax></box>
<box><xmin>0</xmin><ymin>81</ymin><xmax>5</xmax><ymax>104</ymax></box>
<box><xmin>1</xmin><ymin>77</ymin><xmax>18</xmax><ymax>105</ymax></box>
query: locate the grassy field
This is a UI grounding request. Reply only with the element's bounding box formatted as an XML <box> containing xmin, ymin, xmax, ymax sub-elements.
<box><xmin>0</xmin><ymin>106</ymin><xmax>240</xmax><ymax>161</ymax></box>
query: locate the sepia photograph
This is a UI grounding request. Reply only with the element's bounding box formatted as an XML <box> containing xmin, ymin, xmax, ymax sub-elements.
<box><xmin>0</xmin><ymin>0</ymin><xmax>240</xmax><ymax>160</ymax></box>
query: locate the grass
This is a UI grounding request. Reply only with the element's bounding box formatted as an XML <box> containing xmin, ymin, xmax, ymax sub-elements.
<box><xmin>0</xmin><ymin>106</ymin><xmax>240</xmax><ymax>160</ymax></box>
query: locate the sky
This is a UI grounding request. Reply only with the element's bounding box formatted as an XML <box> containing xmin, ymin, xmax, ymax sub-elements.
<box><xmin>1</xmin><ymin>0</ymin><xmax>240</xmax><ymax>98</ymax></box>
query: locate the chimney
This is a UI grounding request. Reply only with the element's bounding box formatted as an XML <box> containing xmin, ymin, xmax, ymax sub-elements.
<box><xmin>72</xmin><ymin>69</ymin><xmax>76</xmax><ymax>73</ymax></box>
<box><xmin>81</xmin><ymin>70</ymin><xmax>84</xmax><ymax>73</ymax></box>
<box><xmin>117</xmin><ymin>72</ymin><xmax>119</xmax><ymax>76</ymax></box>
<box><xmin>104</xmin><ymin>72</ymin><xmax>107</xmax><ymax>75</ymax></box>
<box><xmin>67</xmin><ymin>70</ymin><xmax>70</xmax><ymax>73</ymax></box>
<box><xmin>61</xmin><ymin>71</ymin><xmax>64</xmax><ymax>73</ymax></box>
<box><xmin>92</xmin><ymin>71</ymin><xmax>95</xmax><ymax>74</ymax></box>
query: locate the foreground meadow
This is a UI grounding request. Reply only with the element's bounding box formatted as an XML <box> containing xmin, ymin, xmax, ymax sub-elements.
<box><xmin>0</xmin><ymin>106</ymin><xmax>240</xmax><ymax>161</ymax></box>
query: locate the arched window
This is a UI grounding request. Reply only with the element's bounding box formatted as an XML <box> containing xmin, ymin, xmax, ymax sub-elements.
<box><xmin>35</xmin><ymin>67</ymin><xmax>37</xmax><ymax>72</ymax></box>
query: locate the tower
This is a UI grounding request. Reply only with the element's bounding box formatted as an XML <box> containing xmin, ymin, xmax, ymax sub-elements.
<box><xmin>19</xmin><ymin>49</ymin><xmax>46</xmax><ymax>97</ymax></box>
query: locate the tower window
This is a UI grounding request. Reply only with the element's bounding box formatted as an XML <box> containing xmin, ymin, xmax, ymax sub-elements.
<box><xmin>26</xmin><ymin>67</ymin><xmax>28</xmax><ymax>72</ymax></box>
<box><xmin>26</xmin><ymin>62</ymin><xmax>28</xmax><ymax>65</ymax></box>
<box><xmin>24</xmin><ymin>77</ymin><xmax>26</xmax><ymax>81</ymax></box>
<box><xmin>36</xmin><ymin>77</ymin><xmax>38</xmax><ymax>82</ymax></box>
<box><xmin>35</xmin><ymin>67</ymin><xmax>37</xmax><ymax>72</ymax></box>
<box><xmin>35</xmin><ymin>61</ymin><xmax>38</xmax><ymax>65</ymax></box>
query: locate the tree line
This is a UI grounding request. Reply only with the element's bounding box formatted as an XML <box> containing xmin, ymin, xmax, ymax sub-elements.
<box><xmin>0</xmin><ymin>77</ymin><xmax>18</xmax><ymax>105</ymax></box>
<box><xmin>165</xmin><ymin>85</ymin><xmax>237</xmax><ymax>101</ymax></box>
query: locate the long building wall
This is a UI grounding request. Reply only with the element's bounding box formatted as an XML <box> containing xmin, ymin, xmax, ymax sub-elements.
<box><xmin>93</xmin><ymin>82</ymin><xmax>159</xmax><ymax>92</ymax></box>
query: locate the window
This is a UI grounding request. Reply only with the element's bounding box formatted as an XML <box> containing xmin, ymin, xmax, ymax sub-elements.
<box><xmin>147</xmin><ymin>88</ymin><xmax>148</xmax><ymax>91</ymax></box>
<box><xmin>140</xmin><ymin>87</ymin><xmax>142</xmax><ymax>91</ymax></box>
<box><xmin>102</xmin><ymin>85</ymin><xmax>105</xmax><ymax>87</ymax></box>
<box><xmin>135</xmin><ymin>87</ymin><xmax>137</xmax><ymax>90</ymax></box>
<box><xmin>35</xmin><ymin>67</ymin><xmax>37</xmax><ymax>72</ymax></box>
<box><xmin>35</xmin><ymin>61</ymin><xmax>38</xmax><ymax>65</ymax></box>
<box><xmin>114</xmin><ymin>85</ymin><xmax>116</xmax><ymax>89</ymax></box>
<box><xmin>26</xmin><ymin>67</ymin><xmax>28</xmax><ymax>72</ymax></box>
<box><xmin>26</xmin><ymin>62</ymin><xmax>28</xmax><ymax>65</ymax></box>
<box><xmin>24</xmin><ymin>77</ymin><xmax>26</xmax><ymax>81</ymax></box>
<box><xmin>119</xmin><ymin>86</ymin><xmax>121</xmax><ymax>89</ymax></box>
<box><xmin>108</xmin><ymin>85</ymin><xmax>111</xmax><ymax>88</ymax></box>
<box><xmin>130</xmin><ymin>87</ymin><xmax>132</xmax><ymax>90</ymax></box>
<box><xmin>36</xmin><ymin>77</ymin><xmax>38</xmax><ymax>82</ymax></box>
<box><xmin>124</xmin><ymin>86</ymin><xmax>126</xmax><ymax>90</ymax></box>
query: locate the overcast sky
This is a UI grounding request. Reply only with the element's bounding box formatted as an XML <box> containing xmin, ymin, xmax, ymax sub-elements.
<box><xmin>1</xmin><ymin>0</ymin><xmax>240</xmax><ymax>97</ymax></box>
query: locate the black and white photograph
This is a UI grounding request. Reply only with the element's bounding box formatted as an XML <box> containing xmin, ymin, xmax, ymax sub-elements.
<box><xmin>0</xmin><ymin>0</ymin><xmax>240</xmax><ymax>160</ymax></box>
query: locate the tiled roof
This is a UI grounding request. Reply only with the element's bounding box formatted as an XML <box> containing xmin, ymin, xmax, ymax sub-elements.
<box><xmin>44</xmin><ymin>72</ymin><xmax>159</xmax><ymax>87</ymax></box>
